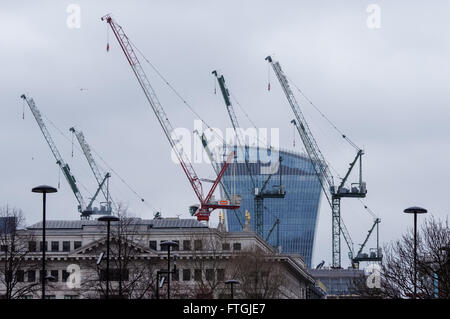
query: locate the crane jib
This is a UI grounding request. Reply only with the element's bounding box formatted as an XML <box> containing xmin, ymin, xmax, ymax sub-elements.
<box><xmin>267</xmin><ymin>56</ymin><xmax>367</xmax><ymax>268</ymax></box>
<box><xmin>103</xmin><ymin>15</ymin><xmax>239</xmax><ymax>221</ymax></box>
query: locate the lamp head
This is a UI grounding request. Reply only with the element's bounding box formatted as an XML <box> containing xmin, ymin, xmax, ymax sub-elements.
<box><xmin>403</xmin><ymin>206</ymin><xmax>428</xmax><ymax>214</ymax></box>
<box><xmin>32</xmin><ymin>185</ymin><xmax>57</xmax><ymax>194</ymax></box>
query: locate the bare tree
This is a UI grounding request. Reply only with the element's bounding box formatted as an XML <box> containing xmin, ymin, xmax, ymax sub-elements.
<box><xmin>188</xmin><ymin>230</ymin><xmax>228</xmax><ymax>299</ymax></box>
<box><xmin>228</xmin><ymin>246</ymin><xmax>288</xmax><ymax>299</ymax></box>
<box><xmin>353</xmin><ymin>216</ymin><xmax>450</xmax><ymax>299</ymax></box>
<box><xmin>83</xmin><ymin>205</ymin><xmax>158</xmax><ymax>299</ymax></box>
<box><xmin>0</xmin><ymin>206</ymin><xmax>40</xmax><ymax>299</ymax></box>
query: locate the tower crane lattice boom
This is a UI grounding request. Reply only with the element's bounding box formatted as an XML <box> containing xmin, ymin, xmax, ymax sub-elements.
<box><xmin>70</xmin><ymin>127</ymin><xmax>114</xmax><ymax>213</ymax></box>
<box><xmin>212</xmin><ymin>70</ymin><xmax>285</xmax><ymax>239</ymax></box>
<box><xmin>103</xmin><ymin>14</ymin><xmax>240</xmax><ymax>221</ymax></box>
<box><xmin>103</xmin><ymin>15</ymin><xmax>203</xmax><ymax>202</ymax></box>
<box><xmin>267</xmin><ymin>56</ymin><xmax>366</xmax><ymax>268</ymax></box>
<box><xmin>266</xmin><ymin>57</ymin><xmax>334</xmax><ymax>190</ymax></box>
<box><xmin>21</xmin><ymin>94</ymin><xmax>85</xmax><ymax>213</ymax></box>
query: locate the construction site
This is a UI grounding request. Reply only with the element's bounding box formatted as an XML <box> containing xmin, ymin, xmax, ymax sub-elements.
<box><xmin>15</xmin><ymin>13</ymin><xmax>381</xmax><ymax>290</ymax></box>
<box><xmin>2</xmin><ymin>0</ymin><xmax>450</xmax><ymax>308</ymax></box>
<box><xmin>2</xmin><ymin>3</ymin><xmax>415</xmax><ymax>301</ymax></box>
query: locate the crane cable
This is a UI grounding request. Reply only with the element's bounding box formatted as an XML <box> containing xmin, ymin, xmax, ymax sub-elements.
<box><xmin>129</xmin><ymin>40</ymin><xmax>228</xmax><ymax>147</ymax></box>
<box><xmin>357</xmin><ymin>199</ymin><xmax>379</xmax><ymax>219</ymax></box>
<box><xmin>228</xmin><ymin>92</ymin><xmax>259</xmax><ymax>134</ymax></box>
<box><xmin>267</xmin><ymin>66</ymin><xmax>346</xmax><ymax>180</ymax></box>
<box><xmin>279</xmin><ymin>79</ymin><xmax>377</xmax><ymax>220</ymax></box>
<box><xmin>34</xmin><ymin>109</ymin><xmax>157</xmax><ymax>213</ymax></box>
<box><xmin>285</xmin><ymin>74</ymin><xmax>361</xmax><ymax>151</ymax></box>
<box><xmin>129</xmin><ymin>40</ymin><xmax>247</xmax><ymax>202</ymax></box>
<box><xmin>285</xmin><ymin>78</ymin><xmax>377</xmax><ymax>220</ymax></box>
<box><xmin>34</xmin><ymin>110</ymin><xmax>102</xmax><ymax>197</ymax></box>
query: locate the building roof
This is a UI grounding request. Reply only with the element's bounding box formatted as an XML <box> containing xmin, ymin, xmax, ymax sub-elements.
<box><xmin>308</xmin><ymin>268</ymin><xmax>365</xmax><ymax>278</ymax></box>
<box><xmin>27</xmin><ymin>218</ymin><xmax>207</xmax><ymax>230</ymax></box>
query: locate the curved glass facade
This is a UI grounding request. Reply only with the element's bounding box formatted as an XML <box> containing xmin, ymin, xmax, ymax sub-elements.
<box><xmin>220</xmin><ymin>147</ymin><xmax>322</xmax><ymax>268</ymax></box>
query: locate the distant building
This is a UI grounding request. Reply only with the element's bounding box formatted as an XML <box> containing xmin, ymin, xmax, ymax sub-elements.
<box><xmin>0</xmin><ymin>217</ymin><xmax>324</xmax><ymax>299</ymax></box>
<box><xmin>308</xmin><ymin>268</ymin><xmax>365</xmax><ymax>298</ymax></box>
<box><xmin>220</xmin><ymin>146</ymin><xmax>322</xmax><ymax>268</ymax></box>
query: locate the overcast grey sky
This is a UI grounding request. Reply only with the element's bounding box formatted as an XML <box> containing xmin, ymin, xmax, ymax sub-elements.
<box><xmin>1</xmin><ymin>0</ymin><xmax>449</xmax><ymax>268</ymax></box>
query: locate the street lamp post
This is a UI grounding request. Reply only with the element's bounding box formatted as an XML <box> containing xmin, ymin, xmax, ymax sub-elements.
<box><xmin>403</xmin><ymin>206</ymin><xmax>428</xmax><ymax>299</ymax></box>
<box><xmin>155</xmin><ymin>271</ymin><xmax>165</xmax><ymax>300</ymax></box>
<box><xmin>160</xmin><ymin>241</ymin><xmax>179</xmax><ymax>299</ymax></box>
<box><xmin>32</xmin><ymin>185</ymin><xmax>57</xmax><ymax>300</ymax></box>
<box><xmin>225</xmin><ymin>279</ymin><xmax>240</xmax><ymax>299</ymax></box>
<box><xmin>98</xmin><ymin>215</ymin><xmax>120</xmax><ymax>299</ymax></box>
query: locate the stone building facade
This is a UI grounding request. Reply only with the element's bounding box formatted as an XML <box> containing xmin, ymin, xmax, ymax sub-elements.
<box><xmin>0</xmin><ymin>217</ymin><xmax>325</xmax><ymax>299</ymax></box>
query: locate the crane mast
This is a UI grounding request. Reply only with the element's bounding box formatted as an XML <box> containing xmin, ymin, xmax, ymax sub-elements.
<box><xmin>70</xmin><ymin>127</ymin><xmax>113</xmax><ymax>214</ymax></box>
<box><xmin>267</xmin><ymin>56</ymin><xmax>366</xmax><ymax>268</ymax></box>
<box><xmin>102</xmin><ymin>14</ymin><xmax>240</xmax><ymax>221</ymax></box>
<box><xmin>20</xmin><ymin>94</ymin><xmax>86</xmax><ymax>213</ymax></box>
<box><xmin>291</xmin><ymin>119</ymin><xmax>355</xmax><ymax>263</ymax></box>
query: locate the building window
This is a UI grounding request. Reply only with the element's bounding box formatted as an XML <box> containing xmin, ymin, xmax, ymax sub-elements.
<box><xmin>194</xmin><ymin>240</ymin><xmax>202</xmax><ymax>251</ymax></box>
<box><xmin>217</xmin><ymin>269</ymin><xmax>225</xmax><ymax>281</ymax></box>
<box><xmin>160</xmin><ymin>240</ymin><xmax>180</xmax><ymax>251</ymax></box>
<box><xmin>149</xmin><ymin>241</ymin><xmax>157</xmax><ymax>250</ymax></box>
<box><xmin>183</xmin><ymin>240</ymin><xmax>191</xmax><ymax>251</ymax></box>
<box><xmin>182</xmin><ymin>269</ymin><xmax>191</xmax><ymax>281</ymax></box>
<box><xmin>0</xmin><ymin>245</ymin><xmax>7</xmax><ymax>253</ymax></box>
<box><xmin>222</xmin><ymin>243</ymin><xmax>230</xmax><ymax>251</ymax></box>
<box><xmin>28</xmin><ymin>241</ymin><xmax>36</xmax><ymax>252</ymax></box>
<box><xmin>50</xmin><ymin>270</ymin><xmax>59</xmax><ymax>282</ymax></box>
<box><xmin>194</xmin><ymin>269</ymin><xmax>202</xmax><ymax>281</ymax></box>
<box><xmin>64</xmin><ymin>295</ymin><xmax>79</xmax><ymax>299</ymax></box>
<box><xmin>62</xmin><ymin>241</ymin><xmax>70</xmax><ymax>252</ymax></box>
<box><xmin>16</xmin><ymin>270</ymin><xmax>25</xmax><ymax>283</ymax></box>
<box><xmin>74</xmin><ymin>241</ymin><xmax>82</xmax><ymax>250</ymax></box>
<box><xmin>172</xmin><ymin>269</ymin><xmax>179</xmax><ymax>281</ymax></box>
<box><xmin>205</xmin><ymin>269</ymin><xmax>214</xmax><ymax>281</ymax></box>
<box><xmin>39</xmin><ymin>241</ymin><xmax>47</xmax><ymax>252</ymax></box>
<box><xmin>27</xmin><ymin>270</ymin><xmax>36</xmax><ymax>282</ymax></box>
<box><xmin>51</xmin><ymin>241</ymin><xmax>59</xmax><ymax>252</ymax></box>
<box><xmin>45</xmin><ymin>295</ymin><xmax>56</xmax><ymax>299</ymax></box>
<box><xmin>62</xmin><ymin>270</ymin><xmax>70</xmax><ymax>282</ymax></box>
<box><xmin>233</xmin><ymin>243</ymin><xmax>241</xmax><ymax>251</ymax></box>
<box><xmin>100</xmin><ymin>269</ymin><xmax>129</xmax><ymax>282</ymax></box>
<box><xmin>40</xmin><ymin>270</ymin><xmax>48</xmax><ymax>282</ymax></box>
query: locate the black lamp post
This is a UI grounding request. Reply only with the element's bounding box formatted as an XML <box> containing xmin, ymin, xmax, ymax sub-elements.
<box><xmin>98</xmin><ymin>215</ymin><xmax>120</xmax><ymax>299</ymax></box>
<box><xmin>403</xmin><ymin>206</ymin><xmax>428</xmax><ymax>299</ymax></box>
<box><xmin>225</xmin><ymin>279</ymin><xmax>240</xmax><ymax>299</ymax></box>
<box><xmin>160</xmin><ymin>241</ymin><xmax>179</xmax><ymax>299</ymax></box>
<box><xmin>32</xmin><ymin>185</ymin><xmax>57</xmax><ymax>300</ymax></box>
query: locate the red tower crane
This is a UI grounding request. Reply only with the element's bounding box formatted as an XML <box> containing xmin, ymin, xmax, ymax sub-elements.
<box><xmin>102</xmin><ymin>14</ymin><xmax>241</xmax><ymax>222</ymax></box>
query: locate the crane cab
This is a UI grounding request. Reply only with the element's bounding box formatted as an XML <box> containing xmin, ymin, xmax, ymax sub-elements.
<box><xmin>332</xmin><ymin>181</ymin><xmax>367</xmax><ymax>198</ymax></box>
<box><xmin>260</xmin><ymin>185</ymin><xmax>286</xmax><ymax>199</ymax></box>
<box><xmin>189</xmin><ymin>204</ymin><xmax>200</xmax><ymax>216</ymax></box>
<box><xmin>352</xmin><ymin>248</ymin><xmax>383</xmax><ymax>269</ymax></box>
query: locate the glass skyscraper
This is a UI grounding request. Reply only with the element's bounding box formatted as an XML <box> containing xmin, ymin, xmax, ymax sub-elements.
<box><xmin>220</xmin><ymin>146</ymin><xmax>322</xmax><ymax>268</ymax></box>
